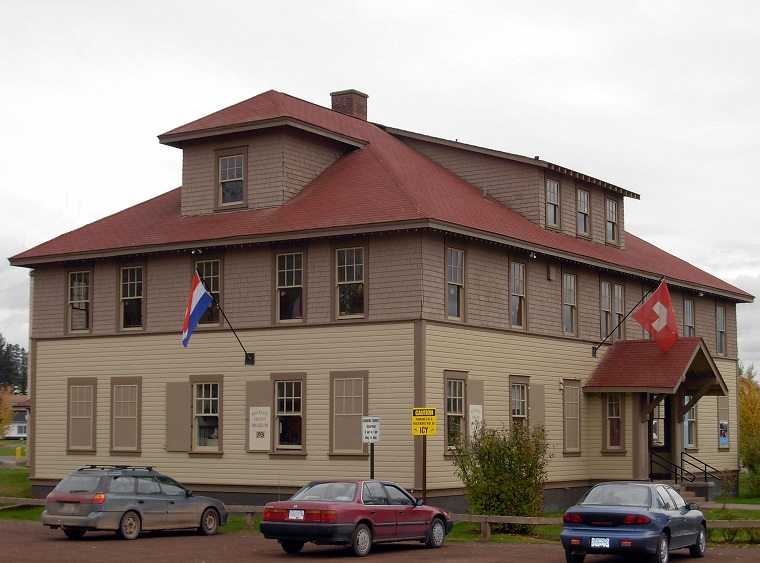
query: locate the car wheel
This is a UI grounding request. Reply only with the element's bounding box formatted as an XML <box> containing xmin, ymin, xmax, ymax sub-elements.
<box><xmin>649</xmin><ymin>532</ymin><xmax>669</xmax><ymax>563</ymax></box>
<box><xmin>117</xmin><ymin>510</ymin><xmax>142</xmax><ymax>540</ymax></box>
<box><xmin>426</xmin><ymin>517</ymin><xmax>446</xmax><ymax>548</ymax></box>
<box><xmin>689</xmin><ymin>525</ymin><xmax>707</xmax><ymax>558</ymax></box>
<box><xmin>62</xmin><ymin>528</ymin><xmax>86</xmax><ymax>539</ymax></box>
<box><xmin>280</xmin><ymin>541</ymin><xmax>305</xmax><ymax>554</ymax></box>
<box><xmin>351</xmin><ymin>523</ymin><xmax>372</xmax><ymax>557</ymax></box>
<box><xmin>565</xmin><ymin>549</ymin><xmax>585</xmax><ymax>563</ymax></box>
<box><xmin>198</xmin><ymin>507</ymin><xmax>220</xmax><ymax>536</ymax></box>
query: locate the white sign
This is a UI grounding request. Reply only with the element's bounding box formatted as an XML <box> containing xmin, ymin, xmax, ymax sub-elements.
<box><xmin>469</xmin><ymin>404</ymin><xmax>483</xmax><ymax>437</ymax></box>
<box><xmin>362</xmin><ymin>416</ymin><xmax>380</xmax><ymax>443</ymax></box>
<box><xmin>249</xmin><ymin>406</ymin><xmax>270</xmax><ymax>451</ymax></box>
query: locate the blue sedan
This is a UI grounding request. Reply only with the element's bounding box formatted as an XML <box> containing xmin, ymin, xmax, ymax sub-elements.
<box><xmin>560</xmin><ymin>481</ymin><xmax>706</xmax><ymax>563</ymax></box>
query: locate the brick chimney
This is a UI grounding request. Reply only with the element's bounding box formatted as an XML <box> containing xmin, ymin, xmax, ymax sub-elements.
<box><xmin>330</xmin><ymin>89</ymin><xmax>368</xmax><ymax>121</ymax></box>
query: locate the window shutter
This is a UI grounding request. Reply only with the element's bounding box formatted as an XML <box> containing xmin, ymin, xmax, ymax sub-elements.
<box><xmin>165</xmin><ymin>382</ymin><xmax>191</xmax><ymax>452</ymax></box>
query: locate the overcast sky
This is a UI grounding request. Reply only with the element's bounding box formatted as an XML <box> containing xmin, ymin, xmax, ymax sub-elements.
<box><xmin>1</xmin><ymin>1</ymin><xmax>758</xmax><ymax>366</ymax></box>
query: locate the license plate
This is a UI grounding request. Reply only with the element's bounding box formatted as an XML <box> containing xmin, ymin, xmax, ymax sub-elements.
<box><xmin>288</xmin><ymin>510</ymin><xmax>304</xmax><ymax>520</ymax></box>
<box><xmin>591</xmin><ymin>537</ymin><xmax>609</xmax><ymax>548</ymax></box>
<box><xmin>61</xmin><ymin>502</ymin><xmax>78</xmax><ymax>514</ymax></box>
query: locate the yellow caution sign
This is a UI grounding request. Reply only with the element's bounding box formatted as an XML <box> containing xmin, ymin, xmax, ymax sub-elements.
<box><xmin>412</xmin><ymin>407</ymin><xmax>437</xmax><ymax>436</ymax></box>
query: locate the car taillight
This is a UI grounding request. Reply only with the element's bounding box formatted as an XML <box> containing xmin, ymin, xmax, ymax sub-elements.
<box><xmin>622</xmin><ymin>514</ymin><xmax>651</xmax><ymax>525</ymax></box>
<box><xmin>91</xmin><ymin>493</ymin><xmax>107</xmax><ymax>505</ymax></box>
<box><xmin>303</xmin><ymin>510</ymin><xmax>337</xmax><ymax>523</ymax></box>
<box><xmin>263</xmin><ymin>508</ymin><xmax>287</xmax><ymax>521</ymax></box>
<box><xmin>563</xmin><ymin>512</ymin><xmax>583</xmax><ymax>523</ymax></box>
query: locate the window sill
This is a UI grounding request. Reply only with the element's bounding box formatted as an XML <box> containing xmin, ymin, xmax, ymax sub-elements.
<box><xmin>337</xmin><ymin>315</ymin><xmax>365</xmax><ymax>321</ymax></box>
<box><xmin>109</xmin><ymin>449</ymin><xmax>141</xmax><ymax>456</ymax></box>
<box><xmin>563</xmin><ymin>451</ymin><xmax>582</xmax><ymax>457</ymax></box>
<box><xmin>189</xmin><ymin>451</ymin><xmax>223</xmax><ymax>458</ymax></box>
<box><xmin>601</xmin><ymin>448</ymin><xmax>627</xmax><ymax>455</ymax></box>
<box><xmin>215</xmin><ymin>202</ymin><xmax>248</xmax><ymax>212</ymax></box>
<box><xmin>328</xmin><ymin>453</ymin><xmax>368</xmax><ymax>459</ymax></box>
<box><xmin>67</xmin><ymin>448</ymin><xmax>96</xmax><ymax>455</ymax></box>
<box><xmin>269</xmin><ymin>451</ymin><xmax>307</xmax><ymax>458</ymax></box>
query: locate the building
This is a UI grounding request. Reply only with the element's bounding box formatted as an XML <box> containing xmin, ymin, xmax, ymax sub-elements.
<box><xmin>10</xmin><ymin>89</ymin><xmax>753</xmax><ymax>509</ymax></box>
<box><xmin>3</xmin><ymin>396</ymin><xmax>29</xmax><ymax>440</ymax></box>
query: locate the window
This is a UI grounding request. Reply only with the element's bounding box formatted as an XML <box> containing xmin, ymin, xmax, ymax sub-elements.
<box><xmin>562</xmin><ymin>273</ymin><xmax>577</xmax><ymax>335</ymax></box>
<box><xmin>684</xmin><ymin>299</ymin><xmax>695</xmax><ymax>337</ymax></box>
<box><xmin>510</xmin><ymin>261</ymin><xmax>526</xmax><ymax>328</ymax></box>
<box><xmin>684</xmin><ymin>396</ymin><xmax>697</xmax><ymax>448</ymax></box>
<box><xmin>576</xmin><ymin>189</ymin><xmax>590</xmax><ymax>236</ymax></box>
<box><xmin>275</xmin><ymin>379</ymin><xmax>303</xmax><ymax>450</ymax></box>
<box><xmin>510</xmin><ymin>377</ymin><xmax>528</xmax><ymax>427</ymax></box>
<box><xmin>716</xmin><ymin>305</ymin><xmax>726</xmax><ymax>355</ymax></box>
<box><xmin>605</xmin><ymin>393</ymin><xmax>623</xmax><ymax>450</ymax></box>
<box><xmin>337</xmin><ymin>247</ymin><xmax>364</xmax><ymax>318</ymax></box>
<box><xmin>331</xmin><ymin>373</ymin><xmax>366</xmax><ymax>454</ymax></box>
<box><xmin>605</xmin><ymin>199</ymin><xmax>619</xmax><ymax>244</ymax></box>
<box><xmin>546</xmin><ymin>179</ymin><xmax>560</xmax><ymax>228</ymax></box>
<box><xmin>385</xmin><ymin>484</ymin><xmax>414</xmax><ymax>506</ymax></box>
<box><xmin>195</xmin><ymin>260</ymin><xmax>220</xmax><ymax>324</ymax></box>
<box><xmin>600</xmin><ymin>281</ymin><xmax>611</xmax><ymax>339</ymax></box>
<box><xmin>218</xmin><ymin>153</ymin><xmax>244</xmax><ymax>206</ymax></box>
<box><xmin>651</xmin><ymin>400</ymin><xmax>666</xmax><ymax>448</ymax></box>
<box><xmin>111</xmin><ymin>378</ymin><xmax>140</xmax><ymax>452</ymax></box>
<box><xmin>120</xmin><ymin>266</ymin><xmax>143</xmax><ymax>329</ymax></box>
<box><xmin>718</xmin><ymin>395</ymin><xmax>729</xmax><ymax>448</ymax></box>
<box><xmin>137</xmin><ymin>476</ymin><xmax>161</xmax><ymax>494</ymax></box>
<box><xmin>157</xmin><ymin>475</ymin><xmax>186</xmax><ymax>496</ymax></box>
<box><xmin>446</xmin><ymin>378</ymin><xmax>465</xmax><ymax>450</ymax></box>
<box><xmin>68</xmin><ymin>378</ymin><xmax>96</xmax><ymax>451</ymax></box>
<box><xmin>18</xmin><ymin>424</ymin><xmax>27</xmax><ymax>435</ymax></box>
<box><xmin>193</xmin><ymin>382</ymin><xmax>220</xmax><ymax>451</ymax></box>
<box><xmin>613</xmin><ymin>284</ymin><xmax>625</xmax><ymax>339</ymax></box>
<box><xmin>563</xmin><ymin>380</ymin><xmax>580</xmax><ymax>453</ymax></box>
<box><xmin>277</xmin><ymin>253</ymin><xmax>303</xmax><ymax>321</ymax></box>
<box><xmin>68</xmin><ymin>271</ymin><xmax>90</xmax><ymax>332</ymax></box>
<box><xmin>446</xmin><ymin>247</ymin><xmax>464</xmax><ymax>319</ymax></box>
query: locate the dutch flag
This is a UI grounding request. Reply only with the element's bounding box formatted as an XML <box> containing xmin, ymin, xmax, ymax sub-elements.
<box><xmin>182</xmin><ymin>271</ymin><xmax>213</xmax><ymax>348</ymax></box>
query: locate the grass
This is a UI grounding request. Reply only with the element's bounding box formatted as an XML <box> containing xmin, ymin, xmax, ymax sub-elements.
<box><xmin>0</xmin><ymin>439</ymin><xmax>27</xmax><ymax>457</ymax></box>
<box><xmin>716</xmin><ymin>473</ymin><xmax>760</xmax><ymax>505</ymax></box>
<box><xmin>0</xmin><ymin>466</ymin><xmax>32</xmax><ymax>498</ymax></box>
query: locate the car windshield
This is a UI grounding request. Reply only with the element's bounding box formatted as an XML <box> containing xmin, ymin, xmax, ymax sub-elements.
<box><xmin>54</xmin><ymin>474</ymin><xmax>103</xmax><ymax>493</ymax></box>
<box><xmin>291</xmin><ymin>482</ymin><xmax>357</xmax><ymax>502</ymax></box>
<box><xmin>581</xmin><ymin>484</ymin><xmax>650</xmax><ymax>507</ymax></box>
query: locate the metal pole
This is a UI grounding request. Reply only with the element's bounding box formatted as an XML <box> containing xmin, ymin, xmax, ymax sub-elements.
<box><xmin>422</xmin><ymin>435</ymin><xmax>427</xmax><ymax>503</ymax></box>
<box><xmin>370</xmin><ymin>443</ymin><xmax>375</xmax><ymax>479</ymax></box>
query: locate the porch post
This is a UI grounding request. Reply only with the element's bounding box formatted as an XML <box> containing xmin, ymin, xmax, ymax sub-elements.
<box><xmin>632</xmin><ymin>393</ymin><xmax>650</xmax><ymax>480</ymax></box>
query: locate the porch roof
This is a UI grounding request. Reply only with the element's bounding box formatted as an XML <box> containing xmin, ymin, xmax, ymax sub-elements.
<box><xmin>583</xmin><ymin>337</ymin><xmax>727</xmax><ymax>396</ymax></box>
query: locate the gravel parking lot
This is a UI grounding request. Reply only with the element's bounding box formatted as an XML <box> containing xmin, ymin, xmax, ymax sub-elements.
<box><xmin>2</xmin><ymin>519</ymin><xmax>760</xmax><ymax>562</ymax></box>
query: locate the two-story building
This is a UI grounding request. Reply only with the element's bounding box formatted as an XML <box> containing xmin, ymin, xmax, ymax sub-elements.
<box><xmin>10</xmin><ymin>89</ymin><xmax>753</xmax><ymax>509</ymax></box>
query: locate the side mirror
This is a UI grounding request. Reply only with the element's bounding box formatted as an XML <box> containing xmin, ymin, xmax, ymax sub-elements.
<box><xmin>186</xmin><ymin>489</ymin><xmax>194</xmax><ymax>497</ymax></box>
<box><xmin>415</xmin><ymin>498</ymin><xmax>424</xmax><ymax>507</ymax></box>
<box><xmin>688</xmin><ymin>502</ymin><xmax>699</xmax><ymax>511</ymax></box>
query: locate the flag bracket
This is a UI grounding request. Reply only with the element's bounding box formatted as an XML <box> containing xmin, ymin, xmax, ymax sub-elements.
<box><xmin>245</xmin><ymin>353</ymin><xmax>255</xmax><ymax>365</ymax></box>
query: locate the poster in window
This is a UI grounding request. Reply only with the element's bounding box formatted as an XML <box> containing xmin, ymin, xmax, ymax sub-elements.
<box><xmin>469</xmin><ymin>404</ymin><xmax>483</xmax><ymax>437</ymax></box>
<box><xmin>249</xmin><ymin>407</ymin><xmax>270</xmax><ymax>451</ymax></box>
<box><xmin>719</xmin><ymin>420</ymin><xmax>729</xmax><ymax>447</ymax></box>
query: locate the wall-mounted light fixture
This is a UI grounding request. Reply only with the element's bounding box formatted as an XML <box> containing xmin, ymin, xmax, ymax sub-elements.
<box><xmin>698</xmin><ymin>291</ymin><xmax>705</xmax><ymax>297</ymax></box>
<box><xmin>529</xmin><ymin>251</ymin><xmax>537</xmax><ymax>259</ymax></box>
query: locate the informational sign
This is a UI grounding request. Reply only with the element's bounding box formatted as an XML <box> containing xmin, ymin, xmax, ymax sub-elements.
<box><xmin>469</xmin><ymin>404</ymin><xmax>483</xmax><ymax>437</ymax></box>
<box><xmin>412</xmin><ymin>407</ymin><xmax>437</xmax><ymax>436</ymax></box>
<box><xmin>362</xmin><ymin>416</ymin><xmax>381</xmax><ymax>443</ymax></box>
<box><xmin>248</xmin><ymin>406</ymin><xmax>270</xmax><ymax>451</ymax></box>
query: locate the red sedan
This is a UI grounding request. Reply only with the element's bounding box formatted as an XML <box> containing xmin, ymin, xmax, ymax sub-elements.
<box><xmin>260</xmin><ymin>479</ymin><xmax>453</xmax><ymax>556</ymax></box>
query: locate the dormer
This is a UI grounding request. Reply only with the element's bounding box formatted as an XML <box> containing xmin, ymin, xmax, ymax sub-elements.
<box><xmin>158</xmin><ymin>90</ymin><xmax>370</xmax><ymax>217</ymax></box>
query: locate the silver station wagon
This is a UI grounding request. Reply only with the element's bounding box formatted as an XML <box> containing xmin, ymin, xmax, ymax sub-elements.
<box><xmin>41</xmin><ymin>465</ymin><xmax>228</xmax><ymax>540</ymax></box>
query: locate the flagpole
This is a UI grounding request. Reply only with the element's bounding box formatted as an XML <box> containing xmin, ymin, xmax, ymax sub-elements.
<box><xmin>592</xmin><ymin>275</ymin><xmax>664</xmax><ymax>357</ymax></box>
<box><xmin>196</xmin><ymin>269</ymin><xmax>255</xmax><ymax>365</ymax></box>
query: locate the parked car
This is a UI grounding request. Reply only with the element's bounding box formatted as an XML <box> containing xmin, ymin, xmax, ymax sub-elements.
<box><xmin>560</xmin><ymin>481</ymin><xmax>706</xmax><ymax>563</ymax></box>
<box><xmin>41</xmin><ymin>465</ymin><xmax>228</xmax><ymax>540</ymax></box>
<box><xmin>260</xmin><ymin>479</ymin><xmax>453</xmax><ymax>556</ymax></box>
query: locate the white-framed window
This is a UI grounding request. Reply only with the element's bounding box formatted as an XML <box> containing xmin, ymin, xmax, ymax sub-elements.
<box><xmin>511</xmin><ymin>379</ymin><xmax>528</xmax><ymax>427</ymax></box>
<box><xmin>195</xmin><ymin>260</ymin><xmax>220</xmax><ymax>324</ymax></box>
<box><xmin>606</xmin><ymin>393</ymin><xmax>622</xmax><ymax>449</ymax></box>
<box><xmin>576</xmin><ymin>189</ymin><xmax>590</xmax><ymax>236</ymax></box>
<box><xmin>68</xmin><ymin>271</ymin><xmax>91</xmax><ymax>332</ymax></box>
<box><xmin>193</xmin><ymin>382</ymin><xmax>220</xmax><ymax>451</ymax></box>
<box><xmin>18</xmin><ymin>424</ymin><xmax>27</xmax><ymax>435</ymax></box>
<box><xmin>446</xmin><ymin>378</ymin><xmax>465</xmax><ymax>450</ymax></box>
<box><xmin>277</xmin><ymin>253</ymin><xmax>303</xmax><ymax>321</ymax></box>
<box><xmin>613</xmin><ymin>284</ymin><xmax>625</xmax><ymax>339</ymax></box>
<box><xmin>446</xmin><ymin>247</ymin><xmax>464</xmax><ymax>319</ymax></box>
<box><xmin>275</xmin><ymin>380</ymin><xmax>303</xmax><ymax>449</ymax></box>
<box><xmin>562</xmin><ymin>273</ymin><xmax>577</xmax><ymax>335</ymax></box>
<box><xmin>684</xmin><ymin>396</ymin><xmax>698</xmax><ymax>449</ymax></box>
<box><xmin>510</xmin><ymin>261</ymin><xmax>526</xmax><ymax>328</ymax></box>
<box><xmin>605</xmin><ymin>199</ymin><xmax>619</xmax><ymax>244</ymax></box>
<box><xmin>684</xmin><ymin>299</ymin><xmax>695</xmax><ymax>336</ymax></box>
<box><xmin>336</xmin><ymin>247</ymin><xmax>364</xmax><ymax>318</ymax></box>
<box><xmin>218</xmin><ymin>154</ymin><xmax>244</xmax><ymax>206</ymax></box>
<box><xmin>120</xmin><ymin>266</ymin><xmax>143</xmax><ymax>329</ymax></box>
<box><xmin>600</xmin><ymin>281</ymin><xmax>612</xmax><ymax>339</ymax></box>
<box><xmin>546</xmin><ymin>179</ymin><xmax>560</xmax><ymax>228</ymax></box>
<box><xmin>716</xmin><ymin>305</ymin><xmax>726</xmax><ymax>355</ymax></box>
<box><xmin>563</xmin><ymin>380</ymin><xmax>580</xmax><ymax>453</ymax></box>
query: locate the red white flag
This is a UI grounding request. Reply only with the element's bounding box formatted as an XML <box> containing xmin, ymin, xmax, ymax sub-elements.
<box><xmin>632</xmin><ymin>281</ymin><xmax>679</xmax><ymax>351</ymax></box>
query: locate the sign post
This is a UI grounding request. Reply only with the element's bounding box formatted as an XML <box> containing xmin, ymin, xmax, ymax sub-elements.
<box><xmin>411</xmin><ymin>408</ymin><xmax>436</xmax><ymax>502</ymax></box>
<box><xmin>362</xmin><ymin>416</ymin><xmax>380</xmax><ymax>479</ymax></box>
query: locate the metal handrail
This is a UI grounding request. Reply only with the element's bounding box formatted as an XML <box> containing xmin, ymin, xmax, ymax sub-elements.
<box><xmin>681</xmin><ymin>451</ymin><xmax>726</xmax><ymax>483</ymax></box>
<box><xmin>649</xmin><ymin>452</ymin><xmax>696</xmax><ymax>483</ymax></box>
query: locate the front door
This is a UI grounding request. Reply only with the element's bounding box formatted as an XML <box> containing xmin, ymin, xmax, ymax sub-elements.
<box><xmin>383</xmin><ymin>483</ymin><xmax>428</xmax><ymax>539</ymax></box>
<box><xmin>361</xmin><ymin>482</ymin><xmax>396</xmax><ymax>540</ymax></box>
<box><xmin>135</xmin><ymin>476</ymin><xmax>168</xmax><ymax>529</ymax></box>
<box><xmin>648</xmin><ymin>396</ymin><xmax>673</xmax><ymax>479</ymax></box>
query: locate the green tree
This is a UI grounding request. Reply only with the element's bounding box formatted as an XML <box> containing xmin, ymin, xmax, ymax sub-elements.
<box><xmin>0</xmin><ymin>334</ymin><xmax>28</xmax><ymax>394</ymax></box>
<box><xmin>739</xmin><ymin>361</ymin><xmax>760</xmax><ymax>493</ymax></box>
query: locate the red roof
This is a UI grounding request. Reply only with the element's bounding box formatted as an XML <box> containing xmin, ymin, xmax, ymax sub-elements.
<box><xmin>10</xmin><ymin>91</ymin><xmax>753</xmax><ymax>301</ymax></box>
<box><xmin>584</xmin><ymin>337</ymin><xmax>726</xmax><ymax>394</ymax></box>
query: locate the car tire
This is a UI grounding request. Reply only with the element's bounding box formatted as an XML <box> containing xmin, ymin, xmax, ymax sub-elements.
<box><xmin>351</xmin><ymin>523</ymin><xmax>372</xmax><ymax>557</ymax></box>
<box><xmin>280</xmin><ymin>541</ymin><xmax>305</xmax><ymax>554</ymax></box>
<box><xmin>117</xmin><ymin>510</ymin><xmax>142</xmax><ymax>540</ymax></box>
<box><xmin>426</xmin><ymin>517</ymin><xmax>446</xmax><ymax>548</ymax></box>
<box><xmin>689</xmin><ymin>525</ymin><xmax>707</xmax><ymax>558</ymax></box>
<box><xmin>62</xmin><ymin>527</ymin><xmax>86</xmax><ymax>539</ymax></box>
<box><xmin>649</xmin><ymin>532</ymin><xmax>669</xmax><ymax>563</ymax></box>
<box><xmin>565</xmin><ymin>549</ymin><xmax>585</xmax><ymax>563</ymax></box>
<box><xmin>198</xmin><ymin>507</ymin><xmax>220</xmax><ymax>536</ymax></box>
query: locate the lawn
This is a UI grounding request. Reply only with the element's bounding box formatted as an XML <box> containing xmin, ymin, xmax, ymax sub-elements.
<box><xmin>0</xmin><ymin>466</ymin><xmax>32</xmax><ymax>498</ymax></box>
<box><xmin>0</xmin><ymin>439</ymin><xmax>27</xmax><ymax>457</ymax></box>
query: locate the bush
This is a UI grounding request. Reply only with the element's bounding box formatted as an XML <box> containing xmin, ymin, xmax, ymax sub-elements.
<box><xmin>451</xmin><ymin>422</ymin><xmax>551</xmax><ymax>533</ymax></box>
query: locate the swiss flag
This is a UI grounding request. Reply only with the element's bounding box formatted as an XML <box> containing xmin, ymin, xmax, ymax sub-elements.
<box><xmin>632</xmin><ymin>281</ymin><xmax>679</xmax><ymax>351</ymax></box>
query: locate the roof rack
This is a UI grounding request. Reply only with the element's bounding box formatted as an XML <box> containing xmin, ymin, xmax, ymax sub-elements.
<box><xmin>77</xmin><ymin>465</ymin><xmax>154</xmax><ymax>472</ymax></box>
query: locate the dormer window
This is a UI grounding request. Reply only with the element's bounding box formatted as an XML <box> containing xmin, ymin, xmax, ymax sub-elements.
<box><xmin>546</xmin><ymin>179</ymin><xmax>560</xmax><ymax>228</ymax></box>
<box><xmin>216</xmin><ymin>148</ymin><xmax>246</xmax><ymax>207</ymax></box>
<box><xmin>606</xmin><ymin>199</ymin><xmax>619</xmax><ymax>244</ymax></box>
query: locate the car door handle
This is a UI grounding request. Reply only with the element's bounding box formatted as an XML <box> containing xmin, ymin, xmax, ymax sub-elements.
<box><xmin>138</xmin><ymin>500</ymin><xmax>144</xmax><ymax>504</ymax></box>
<box><xmin>170</xmin><ymin>501</ymin><xmax>175</xmax><ymax>504</ymax></box>
<box><xmin>370</xmin><ymin>511</ymin><xmax>377</xmax><ymax>515</ymax></box>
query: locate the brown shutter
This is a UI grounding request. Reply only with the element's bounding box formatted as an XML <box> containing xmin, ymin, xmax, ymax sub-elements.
<box><xmin>531</xmin><ymin>383</ymin><xmax>545</xmax><ymax>428</ymax></box>
<box><xmin>246</xmin><ymin>380</ymin><xmax>273</xmax><ymax>452</ymax></box>
<box><xmin>165</xmin><ymin>382</ymin><xmax>190</xmax><ymax>452</ymax></box>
